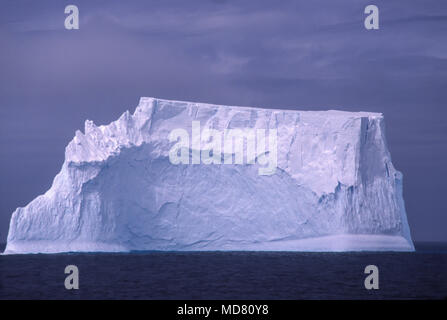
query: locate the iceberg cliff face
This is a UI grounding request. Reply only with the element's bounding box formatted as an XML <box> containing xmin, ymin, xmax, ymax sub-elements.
<box><xmin>5</xmin><ymin>97</ymin><xmax>414</xmax><ymax>253</ymax></box>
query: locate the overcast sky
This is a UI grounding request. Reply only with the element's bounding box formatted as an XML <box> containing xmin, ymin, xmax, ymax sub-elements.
<box><xmin>0</xmin><ymin>0</ymin><xmax>446</xmax><ymax>242</ymax></box>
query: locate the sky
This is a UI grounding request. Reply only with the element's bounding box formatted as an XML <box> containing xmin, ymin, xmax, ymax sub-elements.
<box><xmin>0</xmin><ymin>0</ymin><xmax>446</xmax><ymax>243</ymax></box>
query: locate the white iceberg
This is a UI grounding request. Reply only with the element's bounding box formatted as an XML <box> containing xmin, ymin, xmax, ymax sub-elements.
<box><xmin>4</xmin><ymin>97</ymin><xmax>414</xmax><ymax>253</ymax></box>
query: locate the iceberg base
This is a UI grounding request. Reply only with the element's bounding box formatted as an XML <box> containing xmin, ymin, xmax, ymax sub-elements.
<box><xmin>4</xmin><ymin>234</ymin><xmax>414</xmax><ymax>254</ymax></box>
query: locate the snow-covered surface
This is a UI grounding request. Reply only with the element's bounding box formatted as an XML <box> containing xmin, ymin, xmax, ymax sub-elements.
<box><xmin>4</xmin><ymin>97</ymin><xmax>414</xmax><ymax>254</ymax></box>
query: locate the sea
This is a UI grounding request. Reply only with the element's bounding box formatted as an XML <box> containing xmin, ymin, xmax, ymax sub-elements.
<box><xmin>0</xmin><ymin>242</ymin><xmax>446</xmax><ymax>300</ymax></box>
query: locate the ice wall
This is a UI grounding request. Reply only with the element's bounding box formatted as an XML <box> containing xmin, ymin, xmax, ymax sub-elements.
<box><xmin>5</xmin><ymin>97</ymin><xmax>414</xmax><ymax>253</ymax></box>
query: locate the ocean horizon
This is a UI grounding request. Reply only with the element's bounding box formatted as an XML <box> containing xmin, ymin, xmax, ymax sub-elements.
<box><xmin>1</xmin><ymin>242</ymin><xmax>446</xmax><ymax>300</ymax></box>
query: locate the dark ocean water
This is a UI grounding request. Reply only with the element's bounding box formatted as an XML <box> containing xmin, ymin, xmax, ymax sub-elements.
<box><xmin>0</xmin><ymin>243</ymin><xmax>446</xmax><ymax>300</ymax></box>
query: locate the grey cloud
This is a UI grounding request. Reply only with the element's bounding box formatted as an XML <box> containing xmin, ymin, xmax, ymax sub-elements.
<box><xmin>0</xmin><ymin>0</ymin><xmax>446</xmax><ymax>242</ymax></box>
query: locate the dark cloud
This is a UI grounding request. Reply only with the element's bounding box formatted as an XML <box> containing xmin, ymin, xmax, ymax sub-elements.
<box><xmin>0</xmin><ymin>0</ymin><xmax>446</xmax><ymax>242</ymax></box>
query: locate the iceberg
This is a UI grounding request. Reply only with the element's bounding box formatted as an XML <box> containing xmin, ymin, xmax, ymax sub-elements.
<box><xmin>4</xmin><ymin>97</ymin><xmax>414</xmax><ymax>253</ymax></box>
